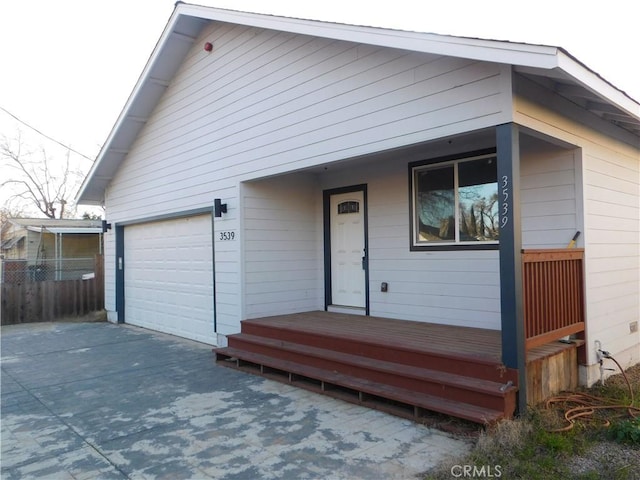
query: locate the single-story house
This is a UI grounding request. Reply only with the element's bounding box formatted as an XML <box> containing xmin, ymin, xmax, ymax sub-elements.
<box><xmin>77</xmin><ymin>3</ymin><xmax>639</xmax><ymax>421</ymax></box>
<box><xmin>0</xmin><ymin>218</ymin><xmax>103</xmax><ymax>281</ymax></box>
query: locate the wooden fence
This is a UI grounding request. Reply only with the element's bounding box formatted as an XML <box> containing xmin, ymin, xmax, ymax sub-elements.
<box><xmin>1</xmin><ymin>255</ymin><xmax>104</xmax><ymax>325</ymax></box>
<box><xmin>522</xmin><ymin>249</ymin><xmax>585</xmax><ymax>350</ymax></box>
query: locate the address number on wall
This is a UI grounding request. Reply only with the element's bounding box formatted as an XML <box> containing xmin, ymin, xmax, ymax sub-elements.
<box><xmin>218</xmin><ymin>231</ymin><xmax>236</xmax><ymax>241</ymax></box>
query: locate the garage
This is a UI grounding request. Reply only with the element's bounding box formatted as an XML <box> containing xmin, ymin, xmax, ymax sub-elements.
<box><xmin>124</xmin><ymin>214</ymin><xmax>216</xmax><ymax>344</ymax></box>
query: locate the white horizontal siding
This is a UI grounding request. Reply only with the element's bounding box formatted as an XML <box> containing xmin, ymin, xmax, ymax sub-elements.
<box><xmin>373</xmin><ymin>163</ymin><xmax>500</xmax><ymax>329</ymax></box>
<box><xmin>520</xmin><ymin>148</ymin><xmax>579</xmax><ymax>248</ymax></box>
<box><xmin>106</xmin><ymin>21</ymin><xmax>509</xmax><ymax>221</ymax></box>
<box><xmin>212</xmin><ymin>245</ymin><xmax>240</xmax><ymax>336</ymax></box>
<box><xmin>242</xmin><ymin>175</ymin><xmax>322</xmax><ymax>319</ymax></box>
<box><xmin>103</xmin><ymin>21</ymin><xmax>511</xmax><ymax>332</ymax></box>
<box><xmin>584</xmin><ymin>150</ymin><xmax>639</xmax><ymax>363</ymax></box>
<box><xmin>584</xmin><ymin>148</ymin><xmax>640</xmax><ymax>362</ymax></box>
<box><xmin>515</xmin><ymin>84</ymin><xmax>640</xmax><ymax>375</ymax></box>
<box><xmin>322</xmin><ymin>158</ymin><xmax>501</xmax><ymax>330</ymax></box>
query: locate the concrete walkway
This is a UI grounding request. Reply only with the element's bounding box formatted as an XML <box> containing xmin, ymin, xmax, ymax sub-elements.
<box><xmin>1</xmin><ymin>321</ymin><xmax>469</xmax><ymax>479</ymax></box>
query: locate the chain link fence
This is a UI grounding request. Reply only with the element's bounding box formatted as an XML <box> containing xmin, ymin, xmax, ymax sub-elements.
<box><xmin>1</xmin><ymin>257</ymin><xmax>98</xmax><ymax>284</ymax></box>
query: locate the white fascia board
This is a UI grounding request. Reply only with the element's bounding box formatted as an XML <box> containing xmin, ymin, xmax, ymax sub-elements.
<box><xmin>180</xmin><ymin>4</ymin><xmax>560</xmax><ymax>68</ymax></box>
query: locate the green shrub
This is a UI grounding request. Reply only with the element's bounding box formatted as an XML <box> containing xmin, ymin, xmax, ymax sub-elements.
<box><xmin>608</xmin><ymin>417</ymin><xmax>640</xmax><ymax>445</ymax></box>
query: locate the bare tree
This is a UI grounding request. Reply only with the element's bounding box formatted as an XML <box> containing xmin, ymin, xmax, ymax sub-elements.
<box><xmin>1</xmin><ymin>132</ymin><xmax>82</xmax><ymax>219</ymax></box>
<box><xmin>0</xmin><ymin>205</ymin><xmax>24</xmax><ymax>224</ymax></box>
<box><xmin>0</xmin><ymin>205</ymin><xmax>24</xmax><ymax>237</ymax></box>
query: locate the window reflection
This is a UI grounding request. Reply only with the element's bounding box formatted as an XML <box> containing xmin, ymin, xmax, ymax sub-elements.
<box><xmin>458</xmin><ymin>158</ymin><xmax>499</xmax><ymax>242</ymax></box>
<box><xmin>413</xmin><ymin>154</ymin><xmax>499</xmax><ymax>245</ymax></box>
<box><xmin>416</xmin><ymin>166</ymin><xmax>455</xmax><ymax>241</ymax></box>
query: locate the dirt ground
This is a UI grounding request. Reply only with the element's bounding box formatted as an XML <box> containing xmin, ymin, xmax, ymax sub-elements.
<box><xmin>600</xmin><ymin>362</ymin><xmax>640</xmax><ymax>389</ymax></box>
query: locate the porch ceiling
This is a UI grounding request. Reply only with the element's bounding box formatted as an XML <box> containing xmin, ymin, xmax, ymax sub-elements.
<box><xmin>247</xmin><ymin>127</ymin><xmax>573</xmax><ymax>181</ymax></box>
<box><xmin>294</xmin><ymin>128</ymin><xmax>499</xmax><ymax>176</ymax></box>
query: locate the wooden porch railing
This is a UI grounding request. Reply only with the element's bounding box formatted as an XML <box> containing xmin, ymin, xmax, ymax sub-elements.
<box><xmin>522</xmin><ymin>249</ymin><xmax>585</xmax><ymax>350</ymax></box>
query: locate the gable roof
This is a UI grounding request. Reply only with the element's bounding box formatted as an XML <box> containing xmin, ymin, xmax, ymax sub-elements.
<box><xmin>76</xmin><ymin>2</ymin><xmax>640</xmax><ymax>205</ymax></box>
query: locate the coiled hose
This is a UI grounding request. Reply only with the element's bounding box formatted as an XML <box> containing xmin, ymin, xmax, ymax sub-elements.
<box><xmin>545</xmin><ymin>354</ymin><xmax>640</xmax><ymax>433</ymax></box>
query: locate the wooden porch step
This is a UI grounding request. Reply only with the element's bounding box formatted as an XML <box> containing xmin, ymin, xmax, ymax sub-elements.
<box><xmin>241</xmin><ymin>319</ymin><xmax>517</xmax><ymax>384</ymax></box>
<box><xmin>225</xmin><ymin>333</ymin><xmax>516</xmax><ymax>412</ymax></box>
<box><xmin>215</xmin><ymin>346</ymin><xmax>506</xmax><ymax>424</ymax></box>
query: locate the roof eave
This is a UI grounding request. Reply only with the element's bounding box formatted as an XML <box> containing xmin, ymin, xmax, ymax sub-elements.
<box><xmin>556</xmin><ymin>50</ymin><xmax>640</xmax><ymax>118</ymax></box>
<box><xmin>76</xmin><ymin>4</ymin><xmax>205</xmax><ymax>205</ymax></box>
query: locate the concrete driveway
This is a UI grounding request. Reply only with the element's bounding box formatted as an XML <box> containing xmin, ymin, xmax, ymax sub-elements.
<box><xmin>1</xmin><ymin>321</ymin><xmax>469</xmax><ymax>479</ymax></box>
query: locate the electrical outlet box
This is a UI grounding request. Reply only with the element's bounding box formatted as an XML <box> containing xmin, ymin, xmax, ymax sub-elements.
<box><xmin>381</xmin><ymin>282</ymin><xmax>388</xmax><ymax>292</ymax></box>
<box><xmin>630</xmin><ymin>321</ymin><xmax>638</xmax><ymax>334</ymax></box>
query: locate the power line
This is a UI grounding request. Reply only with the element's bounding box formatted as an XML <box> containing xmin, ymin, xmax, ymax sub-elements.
<box><xmin>0</xmin><ymin>106</ymin><xmax>95</xmax><ymax>162</ymax></box>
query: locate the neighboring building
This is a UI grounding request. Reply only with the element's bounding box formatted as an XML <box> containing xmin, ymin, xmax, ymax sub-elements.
<box><xmin>0</xmin><ymin>218</ymin><xmax>103</xmax><ymax>281</ymax></box>
<box><xmin>76</xmin><ymin>3</ymin><xmax>639</xmax><ymax>415</ymax></box>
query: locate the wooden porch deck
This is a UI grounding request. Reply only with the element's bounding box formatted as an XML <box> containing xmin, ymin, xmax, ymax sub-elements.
<box><xmin>243</xmin><ymin>311</ymin><xmax>505</xmax><ymax>360</ymax></box>
<box><xmin>217</xmin><ymin>312</ymin><xmax>505</xmax><ymax>423</ymax></box>
<box><xmin>214</xmin><ymin>250</ymin><xmax>585</xmax><ymax>424</ymax></box>
<box><xmin>215</xmin><ymin>311</ymin><xmax>580</xmax><ymax>424</ymax></box>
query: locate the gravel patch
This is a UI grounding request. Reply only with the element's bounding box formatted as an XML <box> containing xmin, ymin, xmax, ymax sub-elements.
<box><xmin>567</xmin><ymin>441</ymin><xmax>640</xmax><ymax>479</ymax></box>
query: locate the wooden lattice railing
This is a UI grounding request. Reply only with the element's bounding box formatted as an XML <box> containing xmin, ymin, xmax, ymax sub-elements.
<box><xmin>522</xmin><ymin>249</ymin><xmax>585</xmax><ymax>350</ymax></box>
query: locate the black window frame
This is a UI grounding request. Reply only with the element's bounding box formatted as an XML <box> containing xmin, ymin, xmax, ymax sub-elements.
<box><xmin>408</xmin><ymin>148</ymin><xmax>500</xmax><ymax>251</ymax></box>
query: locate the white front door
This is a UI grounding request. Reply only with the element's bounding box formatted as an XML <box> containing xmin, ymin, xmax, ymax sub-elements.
<box><xmin>330</xmin><ymin>191</ymin><xmax>366</xmax><ymax>308</ymax></box>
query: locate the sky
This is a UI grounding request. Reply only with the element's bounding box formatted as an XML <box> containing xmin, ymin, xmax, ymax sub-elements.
<box><xmin>1</xmin><ymin>0</ymin><xmax>639</xmax><ymax>215</ymax></box>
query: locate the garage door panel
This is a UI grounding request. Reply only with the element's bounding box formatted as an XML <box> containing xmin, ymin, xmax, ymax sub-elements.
<box><xmin>124</xmin><ymin>215</ymin><xmax>216</xmax><ymax>344</ymax></box>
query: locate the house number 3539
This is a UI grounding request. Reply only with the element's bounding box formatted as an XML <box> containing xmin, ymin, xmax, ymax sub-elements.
<box><xmin>219</xmin><ymin>231</ymin><xmax>235</xmax><ymax>241</ymax></box>
<box><xmin>500</xmin><ymin>175</ymin><xmax>509</xmax><ymax>229</ymax></box>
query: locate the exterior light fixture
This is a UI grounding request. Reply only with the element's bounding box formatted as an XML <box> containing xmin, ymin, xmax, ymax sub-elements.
<box><xmin>214</xmin><ymin>199</ymin><xmax>227</xmax><ymax>217</ymax></box>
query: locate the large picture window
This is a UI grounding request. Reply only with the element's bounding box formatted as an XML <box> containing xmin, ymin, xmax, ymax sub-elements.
<box><xmin>410</xmin><ymin>151</ymin><xmax>499</xmax><ymax>249</ymax></box>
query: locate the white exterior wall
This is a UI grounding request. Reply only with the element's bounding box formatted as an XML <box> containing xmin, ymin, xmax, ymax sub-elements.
<box><xmin>243</xmin><ymin>150</ymin><xmax>507</xmax><ymax>332</ymax></box>
<box><xmin>102</xmin><ymin>21</ymin><xmax>513</xmax><ymax>333</ymax></box>
<box><xmin>245</xmin><ymin>138</ymin><xmax>585</xmax><ymax>333</ymax></box>
<box><xmin>515</xmin><ymin>79</ymin><xmax>640</xmax><ymax>384</ymax></box>
<box><xmin>106</xmin><ymin>23</ymin><xmax>510</xmax><ymax>220</ymax></box>
<box><xmin>582</xmin><ymin>148</ymin><xmax>639</xmax><ymax>377</ymax></box>
<box><xmin>368</xmin><ymin>173</ymin><xmax>501</xmax><ymax>329</ymax></box>
<box><xmin>520</xmin><ymin>146</ymin><xmax>581</xmax><ymax>248</ymax></box>
<box><xmin>242</xmin><ymin>174</ymin><xmax>323</xmax><ymax>319</ymax></box>
<box><xmin>318</xmin><ymin>144</ymin><xmax>583</xmax><ymax>330</ymax></box>
<box><xmin>321</xmin><ymin>159</ymin><xmax>501</xmax><ymax>330</ymax></box>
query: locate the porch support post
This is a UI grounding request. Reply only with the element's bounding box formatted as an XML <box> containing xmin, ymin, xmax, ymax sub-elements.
<box><xmin>496</xmin><ymin>123</ymin><xmax>527</xmax><ymax>414</ymax></box>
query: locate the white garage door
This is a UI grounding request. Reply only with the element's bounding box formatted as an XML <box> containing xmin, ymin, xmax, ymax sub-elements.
<box><xmin>124</xmin><ymin>214</ymin><xmax>216</xmax><ymax>344</ymax></box>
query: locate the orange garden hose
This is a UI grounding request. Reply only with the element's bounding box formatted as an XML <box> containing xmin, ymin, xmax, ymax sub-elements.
<box><xmin>545</xmin><ymin>355</ymin><xmax>640</xmax><ymax>433</ymax></box>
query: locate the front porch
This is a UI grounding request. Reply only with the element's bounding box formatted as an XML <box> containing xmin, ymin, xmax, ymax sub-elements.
<box><xmin>215</xmin><ymin>311</ymin><xmax>581</xmax><ymax>424</ymax></box>
<box><xmin>229</xmin><ymin>126</ymin><xmax>588</xmax><ymax>424</ymax></box>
